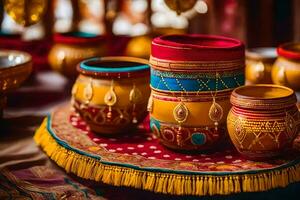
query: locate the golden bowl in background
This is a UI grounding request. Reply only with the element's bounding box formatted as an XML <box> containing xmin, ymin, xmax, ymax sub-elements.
<box><xmin>245</xmin><ymin>47</ymin><xmax>277</xmax><ymax>85</ymax></box>
<box><xmin>48</xmin><ymin>32</ymin><xmax>106</xmax><ymax>79</ymax></box>
<box><xmin>0</xmin><ymin>50</ymin><xmax>32</xmax><ymax>116</ymax></box>
<box><xmin>272</xmin><ymin>42</ymin><xmax>300</xmax><ymax>91</ymax></box>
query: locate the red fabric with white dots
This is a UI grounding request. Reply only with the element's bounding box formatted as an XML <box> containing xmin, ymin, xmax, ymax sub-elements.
<box><xmin>69</xmin><ymin>114</ymin><xmax>293</xmax><ymax>169</ymax></box>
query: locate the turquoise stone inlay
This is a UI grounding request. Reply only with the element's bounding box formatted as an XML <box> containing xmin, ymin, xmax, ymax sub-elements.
<box><xmin>150</xmin><ymin>117</ymin><xmax>161</xmax><ymax>131</ymax></box>
<box><xmin>191</xmin><ymin>133</ymin><xmax>207</xmax><ymax>145</ymax></box>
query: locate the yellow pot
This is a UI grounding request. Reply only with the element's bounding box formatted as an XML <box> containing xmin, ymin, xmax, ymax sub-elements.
<box><xmin>272</xmin><ymin>42</ymin><xmax>300</xmax><ymax>91</ymax></box>
<box><xmin>72</xmin><ymin>56</ymin><xmax>150</xmax><ymax>134</ymax></box>
<box><xmin>227</xmin><ymin>84</ymin><xmax>300</xmax><ymax>160</ymax></box>
<box><xmin>48</xmin><ymin>32</ymin><xmax>106</xmax><ymax>78</ymax></box>
<box><xmin>246</xmin><ymin>47</ymin><xmax>276</xmax><ymax>84</ymax></box>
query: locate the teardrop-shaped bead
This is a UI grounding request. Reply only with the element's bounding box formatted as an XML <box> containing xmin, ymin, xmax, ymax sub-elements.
<box><xmin>173</xmin><ymin>102</ymin><xmax>189</xmax><ymax>124</ymax></box>
<box><xmin>83</xmin><ymin>80</ymin><xmax>93</xmax><ymax>103</ymax></box>
<box><xmin>104</xmin><ymin>88</ymin><xmax>117</xmax><ymax>106</ymax></box>
<box><xmin>129</xmin><ymin>86</ymin><xmax>142</xmax><ymax>104</ymax></box>
<box><xmin>209</xmin><ymin>100</ymin><xmax>223</xmax><ymax>122</ymax></box>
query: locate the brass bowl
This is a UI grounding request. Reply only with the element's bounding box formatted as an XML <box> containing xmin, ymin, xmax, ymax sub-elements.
<box><xmin>0</xmin><ymin>50</ymin><xmax>32</xmax><ymax>116</ymax></box>
<box><xmin>246</xmin><ymin>47</ymin><xmax>277</xmax><ymax>84</ymax></box>
<box><xmin>48</xmin><ymin>32</ymin><xmax>106</xmax><ymax>78</ymax></box>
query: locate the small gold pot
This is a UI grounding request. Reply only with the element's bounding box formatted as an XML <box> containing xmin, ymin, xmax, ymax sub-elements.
<box><xmin>245</xmin><ymin>47</ymin><xmax>277</xmax><ymax>84</ymax></box>
<box><xmin>272</xmin><ymin>42</ymin><xmax>300</xmax><ymax>91</ymax></box>
<box><xmin>227</xmin><ymin>84</ymin><xmax>300</xmax><ymax>160</ymax></box>
<box><xmin>48</xmin><ymin>32</ymin><xmax>106</xmax><ymax>78</ymax></box>
<box><xmin>72</xmin><ymin>56</ymin><xmax>150</xmax><ymax>134</ymax></box>
<box><xmin>0</xmin><ymin>50</ymin><xmax>32</xmax><ymax>116</ymax></box>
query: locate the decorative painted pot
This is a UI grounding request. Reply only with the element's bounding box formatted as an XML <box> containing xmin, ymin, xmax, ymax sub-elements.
<box><xmin>272</xmin><ymin>42</ymin><xmax>300</xmax><ymax>91</ymax></box>
<box><xmin>72</xmin><ymin>56</ymin><xmax>150</xmax><ymax>134</ymax></box>
<box><xmin>0</xmin><ymin>50</ymin><xmax>32</xmax><ymax>116</ymax></box>
<box><xmin>246</xmin><ymin>47</ymin><xmax>277</xmax><ymax>84</ymax></box>
<box><xmin>149</xmin><ymin>34</ymin><xmax>245</xmax><ymax>151</ymax></box>
<box><xmin>227</xmin><ymin>84</ymin><xmax>300</xmax><ymax>160</ymax></box>
<box><xmin>48</xmin><ymin>32</ymin><xmax>106</xmax><ymax>78</ymax></box>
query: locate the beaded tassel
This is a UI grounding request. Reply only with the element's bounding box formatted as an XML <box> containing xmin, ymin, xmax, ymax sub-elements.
<box><xmin>173</xmin><ymin>101</ymin><xmax>189</xmax><ymax>146</ymax></box>
<box><xmin>104</xmin><ymin>80</ymin><xmax>117</xmax><ymax>122</ymax></box>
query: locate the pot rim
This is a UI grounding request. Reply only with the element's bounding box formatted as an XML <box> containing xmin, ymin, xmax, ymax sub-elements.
<box><xmin>78</xmin><ymin>56</ymin><xmax>149</xmax><ymax>77</ymax></box>
<box><xmin>246</xmin><ymin>47</ymin><xmax>277</xmax><ymax>61</ymax></box>
<box><xmin>231</xmin><ymin>84</ymin><xmax>296</xmax><ymax>110</ymax></box>
<box><xmin>54</xmin><ymin>31</ymin><xmax>105</xmax><ymax>45</ymax></box>
<box><xmin>151</xmin><ymin>34</ymin><xmax>244</xmax><ymax>62</ymax></box>
<box><xmin>277</xmin><ymin>42</ymin><xmax>300</xmax><ymax>60</ymax></box>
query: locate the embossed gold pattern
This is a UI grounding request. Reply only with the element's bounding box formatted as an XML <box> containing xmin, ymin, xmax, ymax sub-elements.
<box><xmin>227</xmin><ymin>84</ymin><xmax>300</xmax><ymax>159</ymax></box>
<box><xmin>83</xmin><ymin>78</ymin><xmax>93</xmax><ymax>104</ymax></box>
<box><xmin>104</xmin><ymin>80</ymin><xmax>117</xmax><ymax>120</ymax></box>
<box><xmin>173</xmin><ymin>101</ymin><xmax>189</xmax><ymax>124</ymax></box>
<box><xmin>129</xmin><ymin>84</ymin><xmax>142</xmax><ymax>123</ymax></box>
<box><xmin>209</xmin><ymin>97</ymin><xmax>224</xmax><ymax>129</ymax></box>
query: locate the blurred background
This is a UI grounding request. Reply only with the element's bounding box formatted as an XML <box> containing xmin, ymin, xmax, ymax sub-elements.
<box><xmin>0</xmin><ymin>0</ymin><xmax>299</xmax><ymax>77</ymax></box>
<box><xmin>1</xmin><ymin>0</ymin><xmax>299</xmax><ymax>47</ymax></box>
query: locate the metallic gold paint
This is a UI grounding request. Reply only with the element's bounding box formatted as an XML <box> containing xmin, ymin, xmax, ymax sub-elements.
<box><xmin>227</xmin><ymin>84</ymin><xmax>300</xmax><ymax>160</ymax></box>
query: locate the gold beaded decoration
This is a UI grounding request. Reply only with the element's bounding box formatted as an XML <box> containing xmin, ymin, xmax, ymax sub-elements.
<box><xmin>83</xmin><ymin>78</ymin><xmax>93</xmax><ymax>105</ymax></box>
<box><xmin>104</xmin><ymin>80</ymin><xmax>117</xmax><ymax>121</ymax></box>
<box><xmin>129</xmin><ymin>84</ymin><xmax>142</xmax><ymax>123</ymax></box>
<box><xmin>209</xmin><ymin>72</ymin><xmax>224</xmax><ymax>130</ymax></box>
<box><xmin>173</xmin><ymin>100</ymin><xmax>189</xmax><ymax>146</ymax></box>
<box><xmin>209</xmin><ymin>97</ymin><xmax>224</xmax><ymax>130</ymax></box>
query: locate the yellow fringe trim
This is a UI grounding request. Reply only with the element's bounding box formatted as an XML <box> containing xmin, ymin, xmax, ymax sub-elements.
<box><xmin>34</xmin><ymin>118</ymin><xmax>300</xmax><ymax>196</ymax></box>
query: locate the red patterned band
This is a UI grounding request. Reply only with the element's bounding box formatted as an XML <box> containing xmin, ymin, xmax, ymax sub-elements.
<box><xmin>151</xmin><ymin>34</ymin><xmax>245</xmax><ymax>61</ymax></box>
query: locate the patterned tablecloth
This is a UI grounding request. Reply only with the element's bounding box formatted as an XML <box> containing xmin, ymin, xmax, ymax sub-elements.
<box><xmin>34</xmin><ymin>103</ymin><xmax>300</xmax><ymax>197</ymax></box>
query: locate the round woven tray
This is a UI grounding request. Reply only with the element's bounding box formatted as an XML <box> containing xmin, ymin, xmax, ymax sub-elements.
<box><xmin>34</xmin><ymin>104</ymin><xmax>300</xmax><ymax>196</ymax></box>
